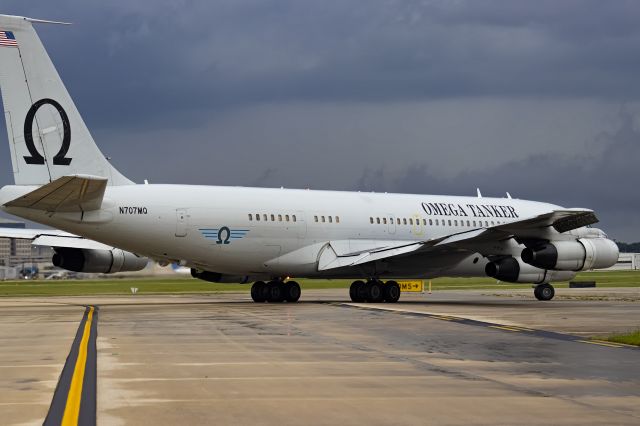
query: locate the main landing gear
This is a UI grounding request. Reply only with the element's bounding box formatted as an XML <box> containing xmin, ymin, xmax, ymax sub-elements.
<box><xmin>349</xmin><ymin>280</ymin><xmax>401</xmax><ymax>303</ymax></box>
<box><xmin>251</xmin><ymin>280</ymin><xmax>301</xmax><ymax>303</ymax></box>
<box><xmin>534</xmin><ymin>283</ymin><xmax>555</xmax><ymax>301</ymax></box>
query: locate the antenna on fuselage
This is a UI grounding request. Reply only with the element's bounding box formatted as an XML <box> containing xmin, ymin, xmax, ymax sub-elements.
<box><xmin>476</xmin><ymin>188</ymin><xmax>482</xmax><ymax>198</ymax></box>
<box><xmin>506</xmin><ymin>192</ymin><xmax>512</xmax><ymax>199</ymax></box>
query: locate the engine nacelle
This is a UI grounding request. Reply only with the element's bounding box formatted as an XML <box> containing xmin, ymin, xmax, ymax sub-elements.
<box><xmin>485</xmin><ymin>257</ymin><xmax>576</xmax><ymax>284</ymax></box>
<box><xmin>521</xmin><ymin>238</ymin><xmax>619</xmax><ymax>271</ymax></box>
<box><xmin>53</xmin><ymin>247</ymin><xmax>148</xmax><ymax>273</ymax></box>
<box><xmin>190</xmin><ymin>269</ymin><xmax>260</xmax><ymax>284</ymax></box>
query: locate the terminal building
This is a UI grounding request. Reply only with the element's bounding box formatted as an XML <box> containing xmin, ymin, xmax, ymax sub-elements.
<box><xmin>0</xmin><ymin>219</ymin><xmax>53</xmax><ymax>279</ymax></box>
<box><xmin>610</xmin><ymin>252</ymin><xmax>640</xmax><ymax>270</ymax></box>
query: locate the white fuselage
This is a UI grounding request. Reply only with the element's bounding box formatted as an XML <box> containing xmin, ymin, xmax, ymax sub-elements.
<box><xmin>0</xmin><ymin>184</ymin><xmax>562</xmax><ymax>280</ymax></box>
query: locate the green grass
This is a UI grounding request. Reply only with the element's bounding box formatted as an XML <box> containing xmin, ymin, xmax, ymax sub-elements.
<box><xmin>601</xmin><ymin>329</ymin><xmax>640</xmax><ymax>346</ymax></box>
<box><xmin>0</xmin><ymin>276</ymin><xmax>351</xmax><ymax>297</ymax></box>
<box><xmin>0</xmin><ymin>270</ymin><xmax>638</xmax><ymax>297</ymax></box>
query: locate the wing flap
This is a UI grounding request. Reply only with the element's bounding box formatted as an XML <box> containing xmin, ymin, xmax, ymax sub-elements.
<box><xmin>317</xmin><ymin>240</ymin><xmax>423</xmax><ymax>271</ymax></box>
<box><xmin>4</xmin><ymin>174</ymin><xmax>107</xmax><ymax>212</ymax></box>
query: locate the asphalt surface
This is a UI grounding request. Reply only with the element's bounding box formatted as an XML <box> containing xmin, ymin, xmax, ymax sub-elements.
<box><xmin>1</xmin><ymin>288</ymin><xmax>639</xmax><ymax>425</ymax></box>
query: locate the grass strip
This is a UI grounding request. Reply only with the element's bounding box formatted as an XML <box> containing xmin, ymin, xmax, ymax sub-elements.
<box><xmin>600</xmin><ymin>329</ymin><xmax>640</xmax><ymax>346</ymax></box>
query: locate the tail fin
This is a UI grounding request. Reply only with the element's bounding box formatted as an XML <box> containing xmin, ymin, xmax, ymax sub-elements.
<box><xmin>0</xmin><ymin>14</ymin><xmax>132</xmax><ymax>186</ymax></box>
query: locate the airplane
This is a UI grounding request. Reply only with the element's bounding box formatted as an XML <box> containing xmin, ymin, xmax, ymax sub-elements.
<box><xmin>0</xmin><ymin>14</ymin><xmax>619</xmax><ymax>303</ymax></box>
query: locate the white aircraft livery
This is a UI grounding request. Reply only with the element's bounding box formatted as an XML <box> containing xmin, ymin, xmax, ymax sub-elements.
<box><xmin>0</xmin><ymin>14</ymin><xmax>619</xmax><ymax>303</ymax></box>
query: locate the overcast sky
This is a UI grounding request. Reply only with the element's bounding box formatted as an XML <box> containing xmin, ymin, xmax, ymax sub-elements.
<box><xmin>1</xmin><ymin>1</ymin><xmax>639</xmax><ymax>240</ymax></box>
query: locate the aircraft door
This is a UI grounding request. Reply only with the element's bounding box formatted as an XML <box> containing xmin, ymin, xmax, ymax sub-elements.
<box><xmin>388</xmin><ymin>214</ymin><xmax>396</xmax><ymax>234</ymax></box>
<box><xmin>175</xmin><ymin>208</ymin><xmax>189</xmax><ymax>237</ymax></box>
<box><xmin>295</xmin><ymin>210</ymin><xmax>307</xmax><ymax>239</ymax></box>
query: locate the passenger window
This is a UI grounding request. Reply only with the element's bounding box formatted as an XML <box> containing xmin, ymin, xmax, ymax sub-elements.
<box><xmin>370</xmin><ymin>217</ymin><xmax>374</xmax><ymax>224</ymax></box>
<box><xmin>376</xmin><ymin>217</ymin><xmax>380</xmax><ymax>224</ymax></box>
<box><xmin>466</xmin><ymin>220</ymin><xmax>470</xmax><ymax>226</ymax></box>
<box><xmin>248</xmin><ymin>214</ymin><xmax>253</xmax><ymax>221</ymax></box>
<box><xmin>270</xmin><ymin>214</ymin><xmax>275</xmax><ymax>222</ymax></box>
<box><xmin>315</xmin><ymin>215</ymin><xmax>318</xmax><ymax>223</ymax></box>
<box><xmin>403</xmin><ymin>218</ymin><xmax>407</xmax><ymax>225</ymax></box>
<box><xmin>491</xmin><ymin>221</ymin><xmax>495</xmax><ymax>226</ymax></box>
<box><xmin>322</xmin><ymin>216</ymin><xmax>326</xmax><ymax>223</ymax></box>
<box><xmin>448</xmin><ymin>220</ymin><xmax>452</xmax><ymax>226</ymax></box>
<box><xmin>329</xmin><ymin>216</ymin><xmax>333</xmax><ymax>223</ymax></box>
<box><xmin>397</xmin><ymin>218</ymin><xmax>401</xmax><ymax>225</ymax></box>
<box><xmin>409</xmin><ymin>218</ymin><xmax>413</xmax><ymax>225</ymax></box>
<box><xmin>256</xmin><ymin>214</ymin><xmax>260</xmax><ymax>221</ymax></box>
<box><xmin>293</xmin><ymin>215</ymin><xmax>297</xmax><ymax>222</ymax></box>
<box><xmin>383</xmin><ymin>218</ymin><xmax>387</xmax><ymax>224</ymax></box>
<box><xmin>485</xmin><ymin>221</ymin><xmax>489</xmax><ymax>227</ymax></box>
<box><xmin>336</xmin><ymin>216</ymin><xmax>340</xmax><ymax>223</ymax></box>
<box><xmin>435</xmin><ymin>219</ymin><xmax>439</xmax><ymax>225</ymax></box>
<box><xmin>454</xmin><ymin>220</ymin><xmax>458</xmax><ymax>226</ymax></box>
<box><xmin>263</xmin><ymin>214</ymin><xmax>268</xmax><ymax>221</ymax></box>
<box><xmin>278</xmin><ymin>214</ymin><xmax>282</xmax><ymax>222</ymax></box>
<box><xmin>285</xmin><ymin>215</ymin><xmax>290</xmax><ymax>222</ymax></box>
<box><xmin>423</xmin><ymin>219</ymin><xmax>427</xmax><ymax>225</ymax></box>
<box><xmin>429</xmin><ymin>219</ymin><xmax>433</xmax><ymax>225</ymax></box>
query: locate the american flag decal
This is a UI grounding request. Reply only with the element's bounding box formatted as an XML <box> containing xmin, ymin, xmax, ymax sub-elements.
<box><xmin>0</xmin><ymin>31</ymin><xmax>17</xmax><ymax>47</ymax></box>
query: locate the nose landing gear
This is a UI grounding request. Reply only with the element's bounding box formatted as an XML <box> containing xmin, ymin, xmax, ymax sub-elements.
<box><xmin>534</xmin><ymin>283</ymin><xmax>555</xmax><ymax>301</ymax></box>
<box><xmin>349</xmin><ymin>280</ymin><xmax>401</xmax><ymax>303</ymax></box>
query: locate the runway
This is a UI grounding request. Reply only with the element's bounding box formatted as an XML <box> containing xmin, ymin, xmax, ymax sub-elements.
<box><xmin>1</xmin><ymin>289</ymin><xmax>639</xmax><ymax>425</ymax></box>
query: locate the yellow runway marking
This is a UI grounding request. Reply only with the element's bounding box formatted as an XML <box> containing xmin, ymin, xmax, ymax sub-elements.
<box><xmin>507</xmin><ymin>326</ymin><xmax>534</xmax><ymax>332</ymax></box>
<box><xmin>589</xmin><ymin>339</ymin><xmax>637</xmax><ymax>348</ymax></box>
<box><xmin>433</xmin><ymin>315</ymin><xmax>459</xmax><ymax>321</ymax></box>
<box><xmin>489</xmin><ymin>325</ymin><xmax>522</xmax><ymax>332</ymax></box>
<box><xmin>577</xmin><ymin>340</ymin><xmax>623</xmax><ymax>348</ymax></box>
<box><xmin>61</xmin><ymin>306</ymin><xmax>94</xmax><ymax>426</ymax></box>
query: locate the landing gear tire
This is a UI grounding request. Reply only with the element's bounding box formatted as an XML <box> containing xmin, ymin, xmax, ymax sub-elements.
<box><xmin>366</xmin><ymin>280</ymin><xmax>385</xmax><ymax>303</ymax></box>
<box><xmin>349</xmin><ymin>280</ymin><xmax>366</xmax><ymax>302</ymax></box>
<box><xmin>267</xmin><ymin>280</ymin><xmax>285</xmax><ymax>303</ymax></box>
<box><xmin>251</xmin><ymin>281</ymin><xmax>267</xmax><ymax>303</ymax></box>
<box><xmin>534</xmin><ymin>283</ymin><xmax>555</xmax><ymax>301</ymax></box>
<box><xmin>284</xmin><ymin>281</ymin><xmax>301</xmax><ymax>303</ymax></box>
<box><xmin>383</xmin><ymin>281</ymin><xmax>401</xmax><ymax>303</ymax></box>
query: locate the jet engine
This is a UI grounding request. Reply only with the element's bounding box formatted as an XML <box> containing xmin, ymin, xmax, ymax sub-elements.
<box><xmin>485</xmin><ymin>257</ymin><xmax>575</xmax><ymax>284</ymax></box>
<box><xmin>521</xmin><ymin>238</ymin><xmax>619</xmax><ymax>271</ymax></box>
<box><xmin>53</xmin><ymin>247</ymin><xmax>148</xmax><ymax>273</ymax></box>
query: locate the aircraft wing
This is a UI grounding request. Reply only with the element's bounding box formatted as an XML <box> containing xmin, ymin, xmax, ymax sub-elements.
<box><xmin>0</xmin><ymin>227</ymin><xmax>113</xmax><ymax>250</ymax></box>
<box><xmin>317</xmin><ymin>208</ymin><xmax>598</xmax><ymax>270</ymax></box>
<box><xmin>433</xmin><ymin>208</ymin><xmax>598</xmax><ymax>248</ymax></box>
<box><xmin>318</xmin><ymin>240</ymin><xmax>423</xmax><ymax>271</ymax></box>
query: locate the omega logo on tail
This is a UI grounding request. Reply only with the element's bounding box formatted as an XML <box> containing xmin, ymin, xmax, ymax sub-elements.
<box><xmin>23</xmin><ymin>98</ymin><xmax>72</xmax><ymax>165</ymax></box>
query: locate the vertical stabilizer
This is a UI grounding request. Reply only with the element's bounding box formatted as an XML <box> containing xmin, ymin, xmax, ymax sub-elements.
<box><xmin>0</xmin><ymin>14</ymin><xmax>132</xmax><ymax>185</ymax></box>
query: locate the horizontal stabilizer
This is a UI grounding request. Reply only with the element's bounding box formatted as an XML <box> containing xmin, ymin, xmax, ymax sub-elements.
<box><xmin>3</xmin><ymin>175</ymin><xmax>107</xmax><ymax>212</ymax></box>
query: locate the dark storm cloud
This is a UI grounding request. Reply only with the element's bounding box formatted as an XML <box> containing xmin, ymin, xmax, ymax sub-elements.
<box><xmin>0</xmin><ymin>1</ymin><xmax>639</xmax><ymax>239</ymax></box>
<box><xmin>3</xmin><ymin>0</ymin><xmax>640</xmax><ymax>128</ymax></box>
<box><xmin>356</xmin><ymin>110</ymin><xmax>640</xmax><ymax>240</ymax></box>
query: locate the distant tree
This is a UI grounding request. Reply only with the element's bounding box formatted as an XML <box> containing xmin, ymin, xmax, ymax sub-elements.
<box><xmin>615</xmin><ymin>241</ymin><xmax>640</xmax><ymax>253</ymax></box>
